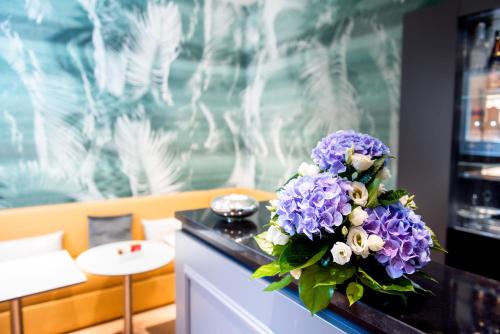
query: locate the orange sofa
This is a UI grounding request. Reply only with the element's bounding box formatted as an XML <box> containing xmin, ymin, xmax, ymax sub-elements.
<box><xmin>0</xmin><ymin>188</ymin><xmax>273</xmax><ymax>334</ymax></box>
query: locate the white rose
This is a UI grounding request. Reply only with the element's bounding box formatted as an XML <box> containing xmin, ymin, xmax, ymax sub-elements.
<box><xmin>290</xmin><ymin>268</ymin><xmax>302</xmax><ymax>279</ymax></box>
<box><xmin>265</xmin><ymin>225</ymin><xmax>289</xmax><ymax>245</ymax></box>
<box><xmin>367</xmin><ymin>234</ymin><xmax>385</xmax><ymax>252</ymax></box>
<box><xmin>346</xmin><ymin>227</ymin><xmax>369</xmax><ymax>258</ymax></box>
<box><xmin>349</xmin><ymin>206</ymin><xmax>368</xmax><ymax>226</ymax></box>
<box><xmin>331</xmin><ymin>242</ymin><xmax>352</xmax><ymax>265</ymax></box>
<box><xmin>298</xmin><ymin>162</ymin><xmax>320</xmax><ymax>176</ymax></box>
<box><xmin>349</xmin><ymin>182</ymin><xmax>369</xmax><ymax>207</ymax></box>
<box><xmin>399</xmin><ymin>195</ymin><xmax>409</xmax><ymax>205</ymax></box>
<box><xmin>377</xmin><ymin>167</ymin><xmax>391</xmax><ymax>181</ymax></box>
<box><xmin>351</xmin><ymin>153</ymin><xmax>374</xmax><ymax>172</ymax></box>
<box><xmin>274</xmin><ymin>233</ymin><xmax>289</xmax><ymax>246</ymax></box>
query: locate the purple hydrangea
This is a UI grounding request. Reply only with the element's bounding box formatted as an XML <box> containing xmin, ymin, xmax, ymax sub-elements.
<box><xmin>363</xmin><ymin>204</ymin><xmax>432</xmax><ymax>279</ymax></box>
<box><xmin>311</xmin><ymin>130</ymin><xmax>390</xmax><ymax>174</ymax></box>
<box><xmin>276</xmin><ymin>173</ymin><xmax>352</xmax><ymax>239</ymax></box>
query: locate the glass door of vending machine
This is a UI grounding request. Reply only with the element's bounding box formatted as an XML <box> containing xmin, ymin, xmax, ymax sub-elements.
<box><xmin>448</xmin><ymin>8</ymin><xmax>500</xmax><ymax>280</ymax></box>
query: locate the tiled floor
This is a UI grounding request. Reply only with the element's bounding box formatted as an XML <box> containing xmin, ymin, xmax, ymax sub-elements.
<box><xmin>69</xmin><ymin>304</ymin><xmax>176</xmax><ymax>334</ymax></box>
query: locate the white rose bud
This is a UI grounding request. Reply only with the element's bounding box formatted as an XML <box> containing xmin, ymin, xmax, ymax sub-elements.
<box><xmin>265</xmin><ymin>225</ymin><xmax>289</xmax><ymax>245</ymax></box>
<box><xmin>377</xmin><ymin>167</ymin><xmax>391</xmax><ymax>181</ymax></box>
<box><xmin>341</xmin><ymin>226</ymin><xmax>349</xmax><ymax>237</ymax></box>
<box><xmin>351</xmin><ymin>153</ymin><xmax>374</xmax><ymax>172</ymax></box>
<box><xmin>346</xmin><ymin>227</ymin><xmax>369</xmax><ymax>258</ymax></box>
<box><xmin>349</xmin><ymin>206</ymin><xmax>368</xmax><ymax>226</ymax></box>
<box><xmin>298</xmin><ymin>162</ymin><xmax>320</xmax><ymax>176</ymax></box>
<box><xmin>367</xmin><ymin>234</ymin><xmax>384</xmax><ymax>252</ymax></box>
<box><xmin>331</xmin><ymin>242</ymin><xmax>352</xmax><ymax>265</ymax></box>
<box><xmin>349</xmin><ymin>182</ymin><xmax>369</xmax><ymax>207</ymax></box>
<box><xmin>400</xmin><ymin>195</ymin><xmax>417</xmax><ymax>209</ymax></box>
<box><xmin>290</xmin><ymin>268</ymin><xmax>302</xmax><ymax>279</ymax></box>
<box><xmin>345</xmin><ymin>146</ymin><xmax>354</xmax><ymax>164</ymax></box>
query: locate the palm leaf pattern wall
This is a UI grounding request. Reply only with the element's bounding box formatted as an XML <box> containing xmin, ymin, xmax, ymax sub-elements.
<box><xmin>0</xmin><ymin>0</ymin><xmax>438</xmax><ymax>208</ymax></box>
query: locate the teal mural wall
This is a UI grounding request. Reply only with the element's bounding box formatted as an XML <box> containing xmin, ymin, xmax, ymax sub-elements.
<box><xmin>0</xmin><ymin>0</ymin><xmax>438</xmax><ymax>208</ymax></box>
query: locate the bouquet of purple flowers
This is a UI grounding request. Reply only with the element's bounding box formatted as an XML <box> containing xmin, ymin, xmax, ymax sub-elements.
<box><xmin>252</xmin><ymin>131</ymin><xmax>445</xmax><ymax>313</ymax></box>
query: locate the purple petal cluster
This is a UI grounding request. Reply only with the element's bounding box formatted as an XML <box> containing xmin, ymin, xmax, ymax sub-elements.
<box><xmin>276</xmin><ymin>173</ymin><xmax>351</xmax><ymax>240</ymax></box>
<box><xmin>363</xmin><ymin>204</ymin><xmax>432</xmax><ymax>279</ymax></box>
<box><xmin>311</xmin><ymin>130</ymin><xmax>390</xmax><ymax>173</ymax></box>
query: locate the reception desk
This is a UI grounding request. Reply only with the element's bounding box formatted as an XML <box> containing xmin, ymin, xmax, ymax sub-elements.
<box><xmin>175</xmin><ymin>204</ymin><xmax>500</xmax><ymax>334</ymax></box>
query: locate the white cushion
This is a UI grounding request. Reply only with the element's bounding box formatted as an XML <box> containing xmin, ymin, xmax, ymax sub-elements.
<box><xmin>142</xmin><ymin>218</ymin><xmax>181</xmax><ymax>243</ymax></box>
<box><xmin>0</xmin><ymin>231</ymin><xmax>64</xmax><ymax>262</ymax></box>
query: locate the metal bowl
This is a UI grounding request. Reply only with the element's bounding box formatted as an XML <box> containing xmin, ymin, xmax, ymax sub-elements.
<box><xmin>210</xmin><ymin>194</ymin><xmax>259</xmax><ymax>221</ymax></box>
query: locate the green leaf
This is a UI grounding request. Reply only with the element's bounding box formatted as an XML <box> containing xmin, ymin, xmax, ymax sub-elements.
<box><xmin>413</xmin><ymin>270</ymin><xmax>439</xmax><ymax>284</ymax></box>
<box><xmin>264</xmin><ymin>274</ymin><xmax>294</xmax><ymax>292</ymax></box>
<box><xmin>252</xmin><ymin>262</ymin><xmax>280</xmax><ymax>279</ymax></box>
<box><xmin>425</xmin><ymin>226</ymin><xmax>447</xmax><ymax>253</ymax></box>
<box><xmin>366</xmin><ymin>178</ymin><xmax>381</xmax><ymax>208</ymax></box>
<box><xmin>279</xmin><ymin>237</ymin><xmax>329</xmax><ymax>273</ymax></box>
<box><xmin>271</xmin><ymin>244</ymin><xmax>286</xmax><ymax>257</ymax></box>
<box><xmin>372</xmin><ymin>156</ymin><xmax>386</xmax><ymax>172</ymax></box>
<box><xmin>406</xmin><ymin>277</ymin><xmax>435</xmax><ymax>296</ymax></box>
<box><xmin>378</xmin><ymin>189</ymin><xmax>409</xmax><ymax>206</ymax></box>
<box><xmin>346</xmin><ymin>282</ymin><xmax>364</xmax><ymax>306</ymax></box>
<box><xmin>357</xmin><ymin>268</ymin><xmax>415</xmax><ymax>295</ymax></box>
<box><xmin>314</xmin><ymin>264</ymin><xmax>356</xmax><ymax>287</ymax></box>
<box><xmin>299</xmin><ymin>265</ymin><xmax>334</xmax><ymax>314</ymax></box>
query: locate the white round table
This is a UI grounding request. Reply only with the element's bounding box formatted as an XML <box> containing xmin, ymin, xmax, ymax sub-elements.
<box><xmin>76</xmin><ymin>241</ymin><xmax>174</xmax><ymax>334</ymax></box>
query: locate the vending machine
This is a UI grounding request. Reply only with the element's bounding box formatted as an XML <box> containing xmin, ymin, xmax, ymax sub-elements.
<box><xmin>447</xmin><ymin>7</ymin><xmax>500</xmax><ymax>280</ymax></box>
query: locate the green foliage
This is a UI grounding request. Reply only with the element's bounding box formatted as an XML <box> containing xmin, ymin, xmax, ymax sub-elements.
<box><xmin>264</xmin><ymin>274</ymin><xmax>293</xmax><ymax>292</ymax></box>
<box><xmin>299</xmin><ymin>264</ymin><xmax>334</xmax><ymax>314</ymax></box>
<box><xmin>357</xmin><ymin>268</ymin><xmax>414</xmax><ymax>300</ymax></box>
<box><xmin>378</xmin><ymin>189</ymin><xmax>408</xmax><ymax>206</ymax></box>
<box><xmin>366</xmin><ymin>178</ymin><xmax>381</xmax><ymax>208</ymax></box>
<box><xmin>426</xmin><ymin>226</ymin><xmax>447</xmax><ymax>253</ymax></box>
<box><xmin>346</xmin><ymin>282</ymin><xmax>364</xmax><ymax>306</ymax></box>
<box><xmin>252</xmin><ymin>261</ymin><xmax>280</xmax><ymax>279</ymax></box>
<box><xmin>314</xmin><ymin>264</ymin><xmax>355</xmax><ymax>287</ymax></box>
<box><xmin>357</xmin><ymin>156</ymin><xmax>386</xmax><ymax>184</ymax></box>
<box><xmin>406</xmin><ymin>277</ymin><xmax>435</xmax><ymax>296</ymax></box>
<box><xmin>279</xmin><ymin>236</ymin><xmax>330</xmax><ymax>273</ymax></box>
<box><xmin>413</xmin><ymin>270</ymin><xmax>439</xmax><ymax>284</ymax></box>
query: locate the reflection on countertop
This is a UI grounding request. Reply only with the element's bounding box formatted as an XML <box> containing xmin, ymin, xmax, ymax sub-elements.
<box><xmin>176</xmin><ymin>204</ymin><xmax>500</xmax><ymax>334</ymax></box>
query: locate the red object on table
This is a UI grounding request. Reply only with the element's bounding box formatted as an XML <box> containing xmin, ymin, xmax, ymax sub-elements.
<box><xmin>130</xmin><ymin>244</ymin><xmax>142</xmax><ymax>252</ymax></box>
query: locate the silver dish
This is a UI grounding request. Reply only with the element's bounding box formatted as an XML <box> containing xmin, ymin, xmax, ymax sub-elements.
<box><xmin>210</xmin><ymin>194</ymin><xmax>259</xmax><ymax>221</ymax></box>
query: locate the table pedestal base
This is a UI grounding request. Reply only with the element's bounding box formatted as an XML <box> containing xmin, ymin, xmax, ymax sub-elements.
<box><xmin>10</xmin><ymin>298</ymin><xmax>23</xmax><ymax>334</ymax></box>
<box><xmin>124</xmin><ymin>275</ymin><xmax>133</xmax><ymax>334</ymax></box>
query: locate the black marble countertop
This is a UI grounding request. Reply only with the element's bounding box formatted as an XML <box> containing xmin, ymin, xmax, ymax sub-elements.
<box><xmin>175</xmin><ymin>204</ymin><xmax>500</xmax><ymax>334</ymax></box>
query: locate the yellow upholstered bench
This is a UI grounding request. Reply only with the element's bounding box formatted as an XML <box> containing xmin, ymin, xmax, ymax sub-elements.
<box><xmin>0</xmin><ymin>188</ymin><xmax>273</xmax><ymax>334</ymax></box>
